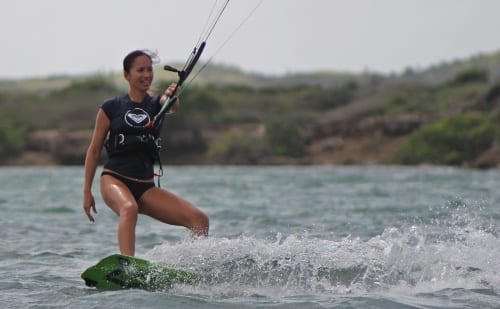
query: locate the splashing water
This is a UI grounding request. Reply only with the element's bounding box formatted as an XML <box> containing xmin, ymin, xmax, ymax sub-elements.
<box><xmin>145</xmin><ymin>205</ymin><xmax>498</xmax><ymax>301</ymax></box>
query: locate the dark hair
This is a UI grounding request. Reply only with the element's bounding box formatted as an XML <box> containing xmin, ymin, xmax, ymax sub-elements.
<box><xmin>123</xmin><ymin>50</ymin><xmax>153</xmax><ymax>73</ymax></box>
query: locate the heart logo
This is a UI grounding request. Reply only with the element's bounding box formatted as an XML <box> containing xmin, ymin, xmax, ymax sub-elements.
<box><xmin>127</xmin><ymin>113</ymin><xmax>148</xmax><ymax>124</ymax></box>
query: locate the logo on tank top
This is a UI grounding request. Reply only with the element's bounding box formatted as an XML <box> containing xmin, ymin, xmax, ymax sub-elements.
<box><xmin>124</xmin><ymin>108</ymin><xmax>150</xmax><ymax>128</ymax></box>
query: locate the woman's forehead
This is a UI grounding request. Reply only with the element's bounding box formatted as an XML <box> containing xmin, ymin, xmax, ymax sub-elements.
<box><xmin>132</xmin><ymin>55</ymin><xmax>152</xmax><ymax>67</ymax></box>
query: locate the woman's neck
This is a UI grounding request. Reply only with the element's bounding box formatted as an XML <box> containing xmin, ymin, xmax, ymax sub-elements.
<box><xmin>128</xmin><ymin>89</ymin><xmax>147</xmax><ymax>103</ymax></box>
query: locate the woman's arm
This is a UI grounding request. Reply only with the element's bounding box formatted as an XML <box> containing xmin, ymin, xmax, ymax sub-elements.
<box><xmin>83</xmin><ymin>108</ymin><xmax>110</xmax><ymax>222</ymax></box>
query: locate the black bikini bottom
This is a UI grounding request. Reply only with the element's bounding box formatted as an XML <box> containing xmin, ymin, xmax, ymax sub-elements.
<box><xmin>101</xmin><ymin>171</ymin><xmax>155</xmax><ymax>201</ymax></box>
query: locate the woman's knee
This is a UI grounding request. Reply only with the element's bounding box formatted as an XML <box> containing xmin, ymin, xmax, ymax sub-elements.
<box><xmin>120</xmin><ymin>202</ymin><xmax>139</xmax><ymax>221</ymax></box>
<box><xmin>197</xmin><ymin>210</ymin><xmax>209</xmax><ymax>227</ymax></box>
<box><xmin>190</xmin><ymin>210</ymin><xmax>209</xmax><ymax>235</ymax></box>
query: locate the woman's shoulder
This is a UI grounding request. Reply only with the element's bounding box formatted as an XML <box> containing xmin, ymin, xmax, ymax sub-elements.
<box><xmin>101</xmin><ymin>94</ymin><xmax>129</xmax><ymax>117</ymax></box>
<box><xmin>102</xmin><ymin>94</ymin><xmax>128</xmax><ymax>107</ymax></box>
<box><xmin>102</xmin><ymin>94</ymin><xmax>132</xmax><ymax>110</ymax></box>
<box><xmin>101</xmin><ymin>94</ymin><xmax>159</xmax><ymax>111</ymax></box>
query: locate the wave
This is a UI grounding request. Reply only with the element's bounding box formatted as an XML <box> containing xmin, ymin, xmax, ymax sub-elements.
<box><xmin>145</xmin><ymin>215</ymin><xmax>499</xmax><ymax>301</ymax></box>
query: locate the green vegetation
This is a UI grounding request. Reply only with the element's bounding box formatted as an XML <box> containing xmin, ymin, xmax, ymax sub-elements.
<box><xmin>2</xmin><ymin>52</ymin><xmax>500</xmax><ymax>166</ymax></box>
<box><xmin>208</xmin><ymin>130</ymin><xmax>266</xmax><ymax>164</ymax></box>
<box><xmin>451</xmin><ymin>68</ymin><xmax>489</xmax><ymax>85</ymax></box>
<box><xmin>265</xmin><ymin>120</ymin><xmax>305</xmax><ymax>157</ymax></box>
<box><xmin>394</xmin><ymin>113</ymin><xmax>498</xmax><ymax>165</ymax></box>
<box><xmin>207</xmin><ymin>120</ymin><xmax>305</xmax><ymax>163</ymax></box>
<box><xmin>0</xmin><ymin>114</ymin><xmax>26</xmax><ymax>157</ymax></box>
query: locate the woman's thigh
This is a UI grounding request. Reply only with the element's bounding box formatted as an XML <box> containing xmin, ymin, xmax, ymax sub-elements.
<box><xmin>138</xmin><ymin>187</ymin><xmax>204</xmax><ymax>227</ymax></box>
<box><xmin>100</xmin><ymin>174</ymin><xmax>138</xmax><ymax>215</ymax></box>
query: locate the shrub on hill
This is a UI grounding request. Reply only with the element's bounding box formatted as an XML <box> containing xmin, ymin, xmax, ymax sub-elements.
<box><xmin>394</xmin><ymin>112</ymin><xmax>497</xmax><ymax>165</ymax></box>
<box><xmin>0</xmin><ymin>115</ymin><xmax>26</xmax><ymax>157</ymax></box>
<box><xmin>451</xmin><ymin>68</ymin><xmax>488</xmax><ymax>85</ymax></box>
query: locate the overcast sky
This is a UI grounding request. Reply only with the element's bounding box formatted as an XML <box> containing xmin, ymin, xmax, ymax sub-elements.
<box><xmin>2</xmin><ymin>0</ymin><xmax>500</xmax><ymax>79</ymax></box>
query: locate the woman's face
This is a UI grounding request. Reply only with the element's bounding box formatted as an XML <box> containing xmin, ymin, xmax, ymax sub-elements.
<box><xmin>125</xmin><ymin>55</ymin><xmax>153</xmax><ymax>92</ymax></box>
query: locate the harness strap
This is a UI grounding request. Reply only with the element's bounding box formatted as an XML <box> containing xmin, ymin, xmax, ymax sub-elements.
<box><xmin>154</xmin><ymin>153</ymin><xmax>164</xmax><ymax>187</ymax></box>
<box><xmin>105</xmin><ymin>133</ymin><xmax>164</xmax><ymax>187</ymax></box>
<box><xmin>152</xmin><ymin>138</ymin><xmax>163</xmax><ymax>187</ymax></box>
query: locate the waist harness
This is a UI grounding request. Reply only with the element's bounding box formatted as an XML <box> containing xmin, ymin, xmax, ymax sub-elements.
<box><xmin>104</xmin><ymin>133</ymin><xmax>164</xmax><ymax>186</ymax></box>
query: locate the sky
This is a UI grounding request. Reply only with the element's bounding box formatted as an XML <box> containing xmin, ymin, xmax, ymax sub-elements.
<box><xmin>2</xmin><ymin>0</ymin><xmax>500</xmax><ymax>79</ymax></box>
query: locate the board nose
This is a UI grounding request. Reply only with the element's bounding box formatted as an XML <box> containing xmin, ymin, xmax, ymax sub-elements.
<box><xmin>83</xmin><ymin>278</ymin><xmax>98</xmax><ymax>287</ymax></box>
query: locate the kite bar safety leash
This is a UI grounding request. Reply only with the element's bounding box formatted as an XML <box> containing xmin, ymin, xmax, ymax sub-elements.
<box><xmin>144</xmin><ymin>0</ymin><xmax>231</xmax><ymax>130</ymax></box>
<box><xmin>145</xmin><ymin>0</ymin><xmax>266</xmax><ymax>185</ymax></box>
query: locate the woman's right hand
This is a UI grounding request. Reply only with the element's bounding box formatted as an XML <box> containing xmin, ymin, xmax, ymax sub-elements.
<box><xmin>83</xmin><ymin>191</ymin><xmax>97</xmax><ymax>222</ymax></box>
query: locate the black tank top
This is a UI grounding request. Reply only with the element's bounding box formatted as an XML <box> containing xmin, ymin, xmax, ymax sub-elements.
<box><xmin>101</xmin><ymin>94</ymin><xmax>163</xmax><ymax>180</ymax></box>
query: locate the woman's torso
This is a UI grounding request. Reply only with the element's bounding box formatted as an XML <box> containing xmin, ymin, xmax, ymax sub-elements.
<box><xmin>101</xmin><ymin>94</ymin><xmax>162</xmax><ymax>180</ymax></box>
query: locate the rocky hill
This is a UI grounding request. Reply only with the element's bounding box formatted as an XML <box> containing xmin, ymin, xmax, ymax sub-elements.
<box><xmin>2</xmin><ymin>50</ymin><xmax>500</xmax><ymax>168</ymax></box>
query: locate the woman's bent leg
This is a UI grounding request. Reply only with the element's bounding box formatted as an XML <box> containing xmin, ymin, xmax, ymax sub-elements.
<box><xmin>139</xmin><ymin>187</ymin><xmax>209</xmax><ymax>237</ymax></box>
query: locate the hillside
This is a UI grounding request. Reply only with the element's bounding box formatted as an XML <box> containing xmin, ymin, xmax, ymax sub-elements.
<box><xmin>2</xmin><ymin>50</ymin><xmax>500</xmax><ymax>167</ymax></box>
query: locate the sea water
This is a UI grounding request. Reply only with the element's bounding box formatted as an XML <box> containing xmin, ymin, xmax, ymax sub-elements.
<box><xmin>0</xmin><ymin>166</ymin><xmax>498</xmax><ymax>308</ymax></box>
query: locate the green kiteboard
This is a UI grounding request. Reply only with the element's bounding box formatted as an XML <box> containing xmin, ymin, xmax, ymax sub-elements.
<box><xmin>81</xmin><ymin>254</ymin><xmax>199</xmax><ymax>290</ymax></box>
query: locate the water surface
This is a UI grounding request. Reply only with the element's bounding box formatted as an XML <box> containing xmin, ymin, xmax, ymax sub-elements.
<box><xmin>1</xmin><ymin>166</ymin><xmax>498</xmax><ymax>308</ymax></box>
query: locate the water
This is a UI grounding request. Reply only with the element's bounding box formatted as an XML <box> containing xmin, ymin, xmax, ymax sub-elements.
<box><xmin>1</xmin><ymin>165</ymin><xmax>498</xmax><ymax>308</ymax></box>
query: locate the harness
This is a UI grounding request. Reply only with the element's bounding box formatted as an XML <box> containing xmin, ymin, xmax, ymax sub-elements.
<box><xmin>104</xmin><ymin>133</ymin><xmax>164</xmax><ymax>186</ymax></box>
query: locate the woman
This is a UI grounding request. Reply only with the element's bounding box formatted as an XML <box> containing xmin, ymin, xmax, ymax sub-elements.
<box><xmin>82</xmin><ymin>50</ymin><xmax>209</xmax><ymax>256</ymax></box>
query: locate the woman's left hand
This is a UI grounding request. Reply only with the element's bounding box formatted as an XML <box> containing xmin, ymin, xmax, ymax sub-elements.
<box><xmin>160</xmin><ymin>83</ymin><xmax>180</xmax><ymax>112</ymax></box>
<box><xmin>167</xmin><ymin>83</ymin><xmax>180</xmax><ymax>96</ymax></box>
